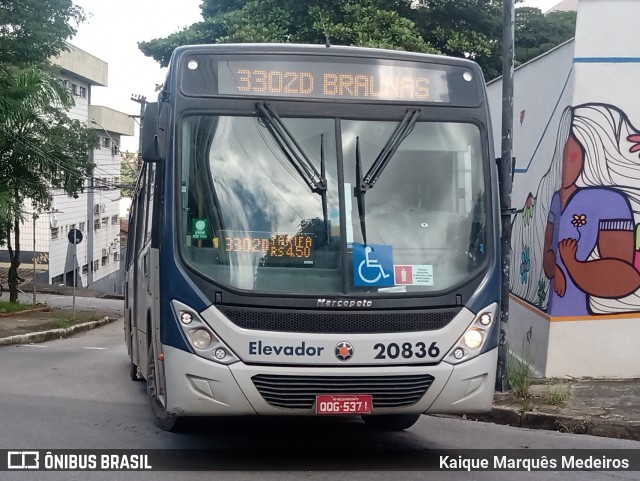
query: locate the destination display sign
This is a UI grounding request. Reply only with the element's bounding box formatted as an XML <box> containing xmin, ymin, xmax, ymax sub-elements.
<box><xmin>220</xmin><ymin>231</ymin><xmax>315</xmax><ymax>266</ymax></box>
<box><xmin>181</xmin><ymin>55</ymin><xmax>479</xmax><ymax>105</ymax></box>
<box><xmin>219</xmin><ymin>60</ymin><xmax>445</xmax><ymax>102</ymax></box>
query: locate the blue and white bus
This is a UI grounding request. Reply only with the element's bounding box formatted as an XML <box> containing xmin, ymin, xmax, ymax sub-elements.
<box><xmin>125</xmin><ymin>43</ymin><xmax>501</xmax><ymax>431</ymax></box>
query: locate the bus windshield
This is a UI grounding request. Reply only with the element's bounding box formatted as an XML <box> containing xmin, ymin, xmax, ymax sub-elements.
<box><xmin>180</xmin><ymin>114</ymin><xmax>486</xmax><ymax>295</ymax></box>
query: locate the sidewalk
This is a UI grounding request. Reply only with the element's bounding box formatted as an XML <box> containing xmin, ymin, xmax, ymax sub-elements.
<box><xmin>469</xmin><ymin>380</ymin><xmax>640</xmax><ymax>441</ymax></box>
<box><xmin>0</xmin><ymin>286</ymin><xmax>122</xmax><ymax>345</ymax></box>
<box><xmin>1</xmin><ymin>291</ymin><xmax>639</xmax><ymax>442</ymax></box>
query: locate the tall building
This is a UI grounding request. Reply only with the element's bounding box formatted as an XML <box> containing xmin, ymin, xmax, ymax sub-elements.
<box><xmin>1</xmin><ymin>44</ymin><xmax>134</xmax><ymax>294</ymax></box>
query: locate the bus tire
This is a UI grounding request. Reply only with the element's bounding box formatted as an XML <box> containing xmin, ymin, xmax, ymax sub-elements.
<box><xmin>126</xmin><ymin>318</ymin><xmax>142</xmax><ymax>381</ymax></box>
<box><xmin>361</xmin><ymin>413</ymin><xmax>421</xmax><ymax>431</ymax></box>
<box><xmin>147</xmin><ymin>342</ymin><xmax>183</xmax><ymax>431</ymax></box>
<box><xmin>129</xmin><ymin>360</ymin><xmax>142</xmax><ymax>381</ymax></box>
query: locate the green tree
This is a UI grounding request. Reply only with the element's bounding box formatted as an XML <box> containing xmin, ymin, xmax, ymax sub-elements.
<box><xmin>390</xmin><ymin>1</ymin><xmax>575</xmax><ymax>79</ymax></box>
<box><xmin>404</xmin><ymin>0</ymin><xmax>504</xmax><ymax>80</ymax></box>
<box><xmin>138</xmin><ymin>0</ymin><xmax>437</xmax><ymax>67</ymax></box>
<box><xmin>139</xmin><ymin>0</ymin><xmax>575</xmax><ymax>81</ymax></box>
<box><xmin>0</xmin><ymin>68</ymin><xmax>97</xmax><ymax>302</ymax></box>
<box><xmin>0</xmin><ymin>0</ymin><xmax>85</xmax><ymax>66</ymax></box>
<box><xmin>120</xmin><ymin>151</ymin><xmax>139</xmax><ymax>198</ymax></box>
<box><xmin>0</xmin><ymin>0</ymin><xmax>86</xmax><ymax>117</ymax></box>
<box><xmin>515</xmin><ymin>8</ymin><xmax>576</xmax><ymax>65</ymax></box>
<box><xmin>0</xmin><ymin>0</ymin><xmax>94</xmax><ymax>302</ymax></box>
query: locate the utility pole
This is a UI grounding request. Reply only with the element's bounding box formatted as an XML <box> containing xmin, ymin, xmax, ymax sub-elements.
<box><xmin>130</xmin><ymin>94</ymin><xmax>147</xmax><ymax>168</ymax></box>
<box><xmin>32</xmin><ymin>213</ymin><xmax>38</xmax><ymax>305</ymax></box>
<box><xmin>497</xmin><ymin>0</ymin><xmax>515</xmax><ymax>392</ymax></box>
<box><xmin>87</xmin><ymin>152</ymin><xmax>95</xmax><ymax>288</ymax></box>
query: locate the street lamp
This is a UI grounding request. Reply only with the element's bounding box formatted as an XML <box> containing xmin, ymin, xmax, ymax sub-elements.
<box><xmin>90</xmin><ymin>119</ymin><xmax>119</xmax><ymax>155</ymax></box>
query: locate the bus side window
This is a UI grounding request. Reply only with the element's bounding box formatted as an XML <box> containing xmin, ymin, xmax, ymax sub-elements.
<box><xmin>135</xmin><ymin>164</ymin><xmax>149</xmax><ymax>256</ymax></box>
<box><xmin>126</xmin><ymin>202</ymin><xmax>136</xmax><ymax>267</ymax></box>
<box><xmin>145</xmin><ymin>163</ymin><xmax>156</xmax><ymax>244</ymax></box>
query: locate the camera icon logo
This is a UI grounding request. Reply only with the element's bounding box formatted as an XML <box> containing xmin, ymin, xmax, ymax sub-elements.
<box><xmin>7</xmin><ymin>451</ymin><xmax>40</xmax><ymax>469</ymax></box>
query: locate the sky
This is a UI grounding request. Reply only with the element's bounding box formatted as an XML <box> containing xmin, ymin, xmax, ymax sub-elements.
<box><xmin>68</xmin><ymin>0</ymin><xmax>563</xmax><ymax>151</ymax></box>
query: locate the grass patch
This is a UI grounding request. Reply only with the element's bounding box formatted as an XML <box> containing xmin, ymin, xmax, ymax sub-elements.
<box><xmin>521</xmin><ymin>398</ymin><xmax>535</xmax><ymax>412</ymax></box>
<box><xmin>0</xmin><ymin>300</ymin><xmax>41</xmax><ymax>313</ymax></box>
<box><xmin>547</xmin><ymin>382</ymin><xmax>571</xmax><ymax>406</ymax></box>
<box><xmin>49</xmin><ymin>310</ymin><xmax>99</xmax><ymax>323</ymax></box>
<box><xmin>507</xmin><ymin>351</ymin><xmax>534</xmax><ymax>399</ymax></box>
<box><xmin>50</xmin><ymin>319</ymin><xmax>74</xmax><ymax>329</ymax></box>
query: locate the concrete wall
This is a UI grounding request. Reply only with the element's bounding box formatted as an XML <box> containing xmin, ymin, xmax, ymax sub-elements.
<box><xmin>89</xmin><ymin>106</ymin><xmax>135</xmax><ymax>137</ymax></box>
<box><xmin>487</xmin><ymin>0</ymin><xmax>640</xmax><ymax>378</ymax></box>
<box><xmin>53</xmin><ymin>44</ymin><xmax>108</xmax><ymax>87</ymax></box>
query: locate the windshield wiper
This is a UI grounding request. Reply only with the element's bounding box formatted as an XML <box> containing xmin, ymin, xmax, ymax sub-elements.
<box><xmin>256</xmin><ymin>101</ymin><xmax>330</xmax><ymax>243</ymax></box>
<box><xmin>362</xmin><ymin>108</ymin><xmax>421</xmax><ymax>191</ymax></box>
<box><xmin>257</xmin><ymin>102</ymin><xmax>326</xmax><ymax>194</ymax></box>
<box><xmin>355</xmin><ymin>136</ymin><xmax>367</xmax><ymax>244</ymax></box>
<box><xmin>353</xmin><ymin>108</ymin><xmax>421</xmax><ymax>245</ymax></box>
<box><xmin>320</xmin><ymin>133</ymin><xmax>329</xmax><ymax>244</ymax></box>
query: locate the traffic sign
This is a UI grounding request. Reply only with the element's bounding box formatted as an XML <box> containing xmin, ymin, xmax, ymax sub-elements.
<box><xmin>68</xmin><ymin>228</ymin><xmax>83</xmax><ymax>244</ymax></box>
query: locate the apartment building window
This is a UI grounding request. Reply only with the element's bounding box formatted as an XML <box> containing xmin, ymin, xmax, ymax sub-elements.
<box><xmin>71</xmin><ymin>83</ymin><xmax>78</xmax><ymax>96</ymax></box>
<box><xmin>51</xmin><ymin>228</ymin><xmax>59</xmax><ymax>239</ymax></box>
<box><xmin>79</xmin><ymin>222</ymin><xmax>85</xmax><ymax>231</ymax></box>
<box><xmin>94</xmin><ymin>219</ymin><xmax>101</xmax><ymax>230</ymax></box>
<box><xmin>82</xmin><ymin>264</ymin><xmax>88</xmax><ymax>274</ymax></box>
<box><xmin>102</xmin><ymin>217</ymin><xmax>108</xmax><ymax>227</ymax></box>
<box><xmin>93</xmin><ymin>260</ymin><xmax>100</xmax><ymax>271</ymax></box>
<box><xmin>111</xmin><ymin>142</ymin><xmax>119</xmax><ymax>155</ymax></box>
<box><xmin>111</xmin><ymin>215</ymin><xmax>118</xmax><ymax>225</ymax></box>
<box><xmin>101</xmin><ymin>256</ymin><xmax>108</xmax><ymax>266</ymax></box>
<box><xmin>113</xmin><ymin>252</ymin><xmax>120</xmax><ymax>262</ymax></box>
<box><xmin>102</xmin><ymin>137</ymin><xmax>110</xmax><ymax>148</ymax></box>
<box><xmin>79</xmin><ymin>86</ymin><xmax>87</xmax><ymax>98</ymax></box>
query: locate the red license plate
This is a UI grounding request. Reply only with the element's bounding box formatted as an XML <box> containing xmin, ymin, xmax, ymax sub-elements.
<box><xmin>316</xmin><ymin>394</ymin><xmax>373</xmax><ymax>414</ymax></box>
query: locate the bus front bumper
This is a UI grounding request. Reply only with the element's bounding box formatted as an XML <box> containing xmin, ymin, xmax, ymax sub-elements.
<box><xmin>162</xmin><ymin>345</ymin><xmax>498</xmax><ymax>417</ymax></box>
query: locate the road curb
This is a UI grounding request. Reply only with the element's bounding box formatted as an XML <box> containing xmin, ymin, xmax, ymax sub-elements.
<box><xmin>470</xmin><ymin>407</ymin><xmax>640</xmax><ymax>442</ymax></box>
<box><xmin>0</xmin><ymin>316</ymin><xmax>119</xmax><ymax>346</ymax></box>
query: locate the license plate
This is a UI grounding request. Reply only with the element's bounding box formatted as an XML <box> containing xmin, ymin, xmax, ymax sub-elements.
<box><xmin>316</xmin><ymin>394</ymin><xmax>373</xmax><ymax>414</ymax></box>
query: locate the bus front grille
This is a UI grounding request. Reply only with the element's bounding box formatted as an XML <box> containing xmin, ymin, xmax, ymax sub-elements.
<box><xmin>251</xmin><ymin>374</ymin><xmax>435</xmax><ymax>409</ymax></box>
<box><xmin>217</xmin><ymin>306</ymin><xmax>459</xmax><ymax>333</ymax></box>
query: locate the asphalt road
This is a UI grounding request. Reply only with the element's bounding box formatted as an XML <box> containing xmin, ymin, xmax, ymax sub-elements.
<box><xmin>1</xmin><ymin>321</ymin><xmax>639</xmax><ymax>481</ymax></box>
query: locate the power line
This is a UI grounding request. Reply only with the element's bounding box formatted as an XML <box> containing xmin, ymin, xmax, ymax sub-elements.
<box><xmin>1</xmin><ymin>126</ymin><xmax>126</xmax><ymax>190</ymax></box>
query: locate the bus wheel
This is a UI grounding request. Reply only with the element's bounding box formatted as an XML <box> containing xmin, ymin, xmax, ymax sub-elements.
<box><xmin>129</xmin><ymin>361</ymin><xmax>142</xmax><ymax>381</ymax></box>
<box><xmin>147</xmin><ymin>343</ymin><xmax>182</xmax><ymax>431</ymax></box>
<box><xmin>361</xmin><ymin>413</ymin><xmax>421</xmax><ymax>431</ymax></box>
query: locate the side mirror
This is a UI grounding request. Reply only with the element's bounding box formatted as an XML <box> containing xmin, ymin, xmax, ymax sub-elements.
<box><xmin>141</xmin><ymin>102</ymin><xmax>167</xmax><ymax>162</ymax></box>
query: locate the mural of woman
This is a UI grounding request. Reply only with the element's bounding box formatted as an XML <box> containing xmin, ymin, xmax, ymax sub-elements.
<box><xmin>511</xmin><ymin>103</ymin><xmax>640</xmax><ymax>316</ymax></box>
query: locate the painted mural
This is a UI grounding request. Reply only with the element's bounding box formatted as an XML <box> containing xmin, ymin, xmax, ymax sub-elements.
<box><xmin>511</xmin><ymin>103</ymin><xmax>640</xmax><ymax>316</ymax></box>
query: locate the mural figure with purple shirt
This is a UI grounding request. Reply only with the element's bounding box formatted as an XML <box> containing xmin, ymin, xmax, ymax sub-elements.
<box><xmin>511</xmin><ymin>103</ymin><xmax>640</xmax><ymax>316</ymax></box>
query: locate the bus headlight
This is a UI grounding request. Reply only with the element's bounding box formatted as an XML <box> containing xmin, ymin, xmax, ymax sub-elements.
<box><xmin>445</xmin><ymin>306</ymin><xmax>497</xmax><ymax>365</ymax></box>
<box><xmin>171</xmin><ymin>300</ymin><xmax>239</xmax><ymax>365</ymax></box>
<box><xmin>191</xmin><ymin>329</ymin><xmax>212</xmax><ymax>349</ymax></box>
<box><xmin>463</xmin><ymin>329</ymin><xmax>483</xmax><ymax>349</ymax></box>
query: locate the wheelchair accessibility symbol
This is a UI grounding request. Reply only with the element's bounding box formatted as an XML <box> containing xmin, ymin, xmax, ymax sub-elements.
<box><xmin>353</xmin><ymin>243</ymin><xmax>395</xmax><ymax>287</ymax></box>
